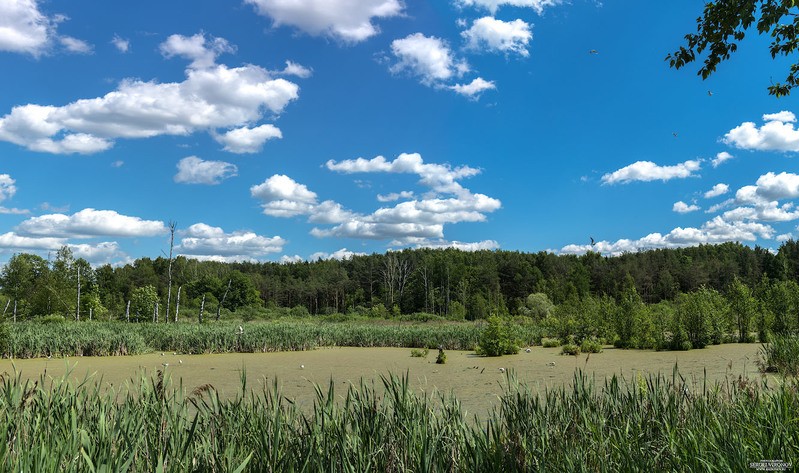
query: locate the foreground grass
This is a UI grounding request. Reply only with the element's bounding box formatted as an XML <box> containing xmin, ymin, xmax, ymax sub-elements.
<box><xmin>5</xmin><ymin>320</ymin><xmax>543</xmax><ymax>358</ymax></box>
<box><xmin>0</xmin><ymin>368</ymin><xmax>795</xmax><ymax>472</ymax></box>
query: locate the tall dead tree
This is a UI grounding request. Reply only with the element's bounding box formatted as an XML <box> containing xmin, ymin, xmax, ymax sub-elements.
<box><xmin>381</xmin><ymin>253</ymin><xmax>413</xmax><ymax>309</ymax></box>
<box><xmin>199</xmin><ymin>294</ymin><xmax>205</xmax><ymax>324</ymax></box>
<box><xmin>216</xmin><ymin>279</ymin><xmax>231</xmax><ymax>321</ymax></box>
<box><xmin>165</xmin><ymin>221</ymin><xmax>176</xmax><ymax>323</ymax></box>
<box><xmin>174</xmin><ymin>285</ymin><xmax>181</xmax><ymax>323</ymax></box>
<box><xmin>76</xmin><ymin>267</ymin><xmax>81</xmax><ymax>322</ymax></box>
<box><xmin>125</xmin><ymin>300</ymin><xmax>130</xmax><ymax>322</ymax></box>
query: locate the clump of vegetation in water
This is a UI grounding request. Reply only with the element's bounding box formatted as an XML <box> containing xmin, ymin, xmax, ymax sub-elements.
<box><xmin>580</xmin><ymin>337</ymin><xmax>603</xmax><ymax>354</ymax></box>
<box><xmin>560</xmin><ymin>343</ymin><xmax>580</xmax><ymax>356</ymax></box>
<box><xmin>410</xmin><ymin>347</ymin><xmax>429</xmax><ymax>358</ymax></box>
<box><xmin>435</xmin><ymin>348</ymin><xmax>446</xmax><ymax>364</ymax></box>
<box><xmin>758</xmin><ymin>334</ymin><xmax>799</xmax><ymax>376</ymax></box>
<box><xmin>476</xmin><ymin>316</ymin><xmax>520</xmax><ymax>357</ymax></box>
<box><xmin>541</xmin><ymin>337</ymin><xmax>561</xmax><ymax>348</ymax></box>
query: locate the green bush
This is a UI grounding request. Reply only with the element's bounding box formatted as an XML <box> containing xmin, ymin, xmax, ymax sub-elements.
<box><xmin>580</xmin><ymin>338</ymin><xmax>603</xmax><ymax>353</ymax></box>
<box><xmin>435</xmin><ymin>348</ymin><xmax>446</xmax><ymax>364</ymax></box>
<box><xmin>476</xmin><ymin>316</ymin><xmax>520</xmax><ymax>357</ymax></box>
<box><xmin>40</xmin><ymin>314</ymin><xmax>66</xmax><ymax>324</ymax></box>
<box><xmin>560</xmin><ymin>343</ymin><xmax>580</xmax><ymax>356</ymax></box>
<box><xmin>541</xmin><ymin>337</ymin><xmax>561</xmax><ymax>348</ymax></box>
<box><xmin>410</xmin><ymin>348</ymin><xmax>429</xmax><ymax>358</ymax></box>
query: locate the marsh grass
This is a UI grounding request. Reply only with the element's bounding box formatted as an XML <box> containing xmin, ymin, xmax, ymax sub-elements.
<box><xmin>0</xmin><ymin>365</ymin><xmax>795</xmax><ymax>472</ymax></box>
<box><xmin>758</xmin><ymin>334</ymin><xmax>799</xmax><ymax>377</ymax></box>
<box><xmin>5</xmin><ymin>320</ymin><xmax>543</xmax><ymax>359</ymax></box>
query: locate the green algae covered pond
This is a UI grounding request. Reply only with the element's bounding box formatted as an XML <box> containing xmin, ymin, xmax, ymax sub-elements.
<box><xmin>0</xmin><ymin>343</ymin><xmax>766</xmax><ymax>418</ymax></box>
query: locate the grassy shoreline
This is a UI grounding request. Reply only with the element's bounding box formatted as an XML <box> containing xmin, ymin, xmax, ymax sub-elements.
<box><xmin>0</xmin><ymin>366</ymin><xmax>795</xmax><ymax>472</ymax></box>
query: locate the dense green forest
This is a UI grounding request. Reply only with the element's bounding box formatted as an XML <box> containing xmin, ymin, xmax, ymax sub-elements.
<box><xmin>2</xmin><ymin>241</ymin><xmax>799</xmax><ymax>349</ymax></box>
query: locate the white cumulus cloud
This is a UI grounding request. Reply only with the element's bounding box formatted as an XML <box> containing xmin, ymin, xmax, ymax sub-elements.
<box><xmin>0</xmin><ymin>33</ymin><xmax>299</xmax><ymax>154</ymax></box>
<box><xmin>0</xmin><ymin>174</ymin><xmax>17</xmax><ymax>202</ymax></box>
<box><xmin>174</xmin><ymin>156</ymin><xmax>238</xmax><ymax>185</ymax></box>
<box><xmin>59</xmin><ymin>36</ymin><xmax>92</xmax><ymax>54</ymax></box>
<box><xmin>16</xmin><ymin>208</ymin><xmax>167</xmax><ymax>238</ymax></box>
<box><xmin>214</xmin><ymin>124</ymin><xmax>282</xmax><ymax>154</ymax></box>
<box><xmin>310</xmin><ymin>248</ymin><xmax>365</xmax><ymax>260</ymax></box>
<box><xmin>391</xmin><ymin>33</ymin><xmax>469</xmax><ymax>84</ymax></box>
<box><xmin>673</xmin><ymin>201</ymin><xmax>699</xmax><ymax>213</ymax></box>
<box><xmin>724</xmin><ymin>111</ymin><xmax>799</xmax><ymax>151</ymax></box>
<box><xmin>455</xmin><ymin>0</ymin><xmax>561</xmax><ymax>15</ymax></box>
<box><xmin>177</xmin><ymin>223</ymin><xmax>286</xmax><ymax>261</ymax></box>
<box><xmin>111</xmin><ymin>34</ymin><xmax>129</xmax><ymax>53</ymax></box>
<box><xmin>711</xmin><ymin>151</ymin><xmax>733</xmax><ymax>167</ymax></box>
<box><xmin>245</xmin><ymin>0</ymin><xmax>403</xmax><ymax>42</ymax></box>
<box><xmin>601</xmin><ymin>160</ymin><xmax>701</xmax><ymax>184</ymax></box>
<box><xmin>281</xmin><ymin>60</ymin><xmax>312</xmax><ymax>78</ymax></box>
<box><xmin>462</xmin><ymin>17</ymin><xmax>532</xmax><ymax>56</ymax></box>
<box><xmin>450</xmin><ymin>77</ymin><xmax>496</xmax><ymax>98</ymax></box>
<box><xmin>704</xmin><ymin>183</ymin><xmax>729</xmax><ymax>199</ymax></box>
<box><xmin>560</xmin><ymin>216</ymin><xmax>774</xmax><ymax>256</ymax></box>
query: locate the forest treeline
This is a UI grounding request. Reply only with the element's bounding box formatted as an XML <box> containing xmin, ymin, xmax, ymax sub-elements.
<box><xmin>1</xmin><ymin>241</ymin><xmax>798</xmax><ymax>324</ymax></box>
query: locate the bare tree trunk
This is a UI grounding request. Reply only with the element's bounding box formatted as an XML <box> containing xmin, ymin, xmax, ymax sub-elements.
<box><xmin>126</xmin><ymin>300</ymin><xmax>130</xmax><ymax>322</ymax></box>
<box><xmin>174</xmin><ymin>285</ymin><xmax>181</xmax><ymax>323</ymax></box>
<box><xmin>76</xmin><ymin>267</ymin><xmax>81</xmax><ymax>322</ymax></box>
<box><xmin>89</xmin><ymin>308</ymin><xmax>92</xmax><ymax>321</ymax></box>
<box><xmin>165</xmin><ymin>221</ymin><xmax>176</xmax><ymax>323</ymax></box>
<box><xmin>13</xmin><ymin>300</ymin><xmax>16</xmax><ymax>323</ymax></box>
<box><xmin>199</xmin><ymin>294</ymin><xmax>205</xmax><ymax>324</ymax></box>
<box><xmin>153</xmin><ymin>302</ymin><xmax>158</xmax><ymax>323</ymax></box>
<box><xmin>2</xmin><ymin>300</ymin><xmax>9</xmax><ymax>317</ymax></box>
<box><xmin>217</xmin><ymin>279</ymin><xmax>232</xmax><ymax>321</ymax></box>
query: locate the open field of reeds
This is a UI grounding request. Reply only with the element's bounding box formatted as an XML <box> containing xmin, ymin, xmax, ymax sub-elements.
<box><xmin>4</xmin><ymin>320</ymin><xmax>544</xmax><ymax>358</ymax></box>
<box><xmin>0</xmin><ymin>366</ymin><xmax>795</xmax><ymax>472</ymax></box>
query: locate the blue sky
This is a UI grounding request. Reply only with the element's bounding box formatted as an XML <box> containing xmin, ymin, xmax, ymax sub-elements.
<box><xmin>1</xmin><ymin>0</ymin><xmax>798</xmax><ymax>265</ymax></box>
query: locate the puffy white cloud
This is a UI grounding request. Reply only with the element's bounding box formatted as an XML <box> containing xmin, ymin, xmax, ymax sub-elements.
<box><xmin>281</xmin><ymin>60</ymin><xmax>312</xmax><ymax>78</ymax></box>
<box><xmin>279</xmin><ymin>254</ymin><xmax>303</xmax><ymax>264</ymax></box>
<box><xmin>174</xmin><ymin>156</ymin><xmax>238</xmax><ymax>185</ymax></box>
<box><xmin>0</xmin><ymin>0</ymin><xmax>93</xmax><ymax>57</ymax></box>
<box><xmin>390</xmin><ymin>33</ymin><xmax>469</xmax><ymax>84</ymax></box>
<box><xmin>394</xmin><ymin>237</ymin><xmax>499</xmax><ymax>251</ymax></box>
<box><xmin>462</xmin><ymin>17</ymin><xmax>532</xmax><ymax>56</ymax></box>
<box><xmin>0</xmin><ymin>231</ymin><xmax>125</xmax><ymax>265</ymax></box>
<box><xmin>560</xmin><ymin>216</ymin><xmax>774</xmax><ymax>256</ymax></box>
<box><xmin>245</xmin><ymin>0</ymin><xmax>403</xmax><ymax>42</ymax></box>
<box><xmin>16</xmin><ymin>208</ymin><xmax>167</xmax><ymax>238</ymax></box>
<box><xmin>0</xmin><ymin>207</ymin><xmax>29</xmax><ymax>215</ymax></box>
<box><xmin>455</xmin><ymin>0</ymin><xmax>561</xmax><ymax>15</ymax></box>
<box><xmin>752</xmin><ymin>171</ymin><xmax>799</xmax><ymax>201</ymax></box>
<box><xmin>673</xmin><ymin>201</ymin><xmax>699</xmax><ymax>213</ymax></box>
<box><xmin>711</xmin><ymin>151</ymin><xmax>733</xmax><ymax>167</ymax></box>
<box><xmin>310</xmin><ymin>248</ymin><xmax>365</xmax><ymax>260</ymax></box>
<box><xmin>377</xmin><ymin>190</ymin><xmax>415</xmax><ymax>202</ymax></box>
<box><xmin>326</xmin><ymin>152</ymin><xmax>480</xmax><ymax>196</ymax></box>
<box><xmin>0</xmin><ymin>174</ymin><xmax>17</xmax><ymax>202</ymax></box>
<box><xmin>0</xmin><ymin>33</ymin><xmax>299</xmax><ymax>154</ymax></box>
<box><xmin>251</xmin><ymin>174</ymin><xmax>318</xmax><ymax>204</ymax></box>
<box><xmin>724</xmin><ymin>111</ymin><xmax>799</xmax><ymax>151</ymax></box>
<box><xmin>704</xmin><ymin>183</ymin><xmax>729</xmax><ymax>199</ymax></box>
<box><xmin>59</xmin><ymin>36</ymin><xmax>92</xmax><ymax>54</ymax></box>
<box><xmin>601</xmin><ymin>159</ymin><xmax>701</xmax><ymax>184</ymax></box>
<box><xmin>214</xmin><ymin>124</ymin><xmax>282</xmax><ymax>153</ymax></box>
<box><xmin>258</xmin><ymin>153</ymin><xmax>500</xmax><ymax>242</ymax></box>
<box><xmin>450</xmin><ymin>77</ymin><xmax>496</xmax><ymax>98</ymax></box>
<box><xmin>159</xmin><ymin>33</ymin><xmax>234</xmax><ymax>69</ymax></box>
<box><xmin>777</xmin><ymin>233</ymin><xmax>794</xmax><ymax>242</ymax></box>
<box><xmin>177</xmin><ymin>223</ymin><xmax>285</xmax><ymax>261</ymax></box>
<box><xmin>111</xmin><ymin>35</ymin><xmax>129</xmax><ymax>53</ymax></box>
<box><xmin>0</xmin><ymin>0</ymin><xmax>52</xmax><ymax>55</ymax></box>
<box><xmin>722</xmin><ymin>202</ymin><xmax>799</xmax><ymax>222</ymax></box>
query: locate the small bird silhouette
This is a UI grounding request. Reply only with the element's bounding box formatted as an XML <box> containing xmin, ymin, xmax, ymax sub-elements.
<box><xmin>590</xmin><ymin>237</ymin><xmax>596</xmax><ymax>247</ymax></box>
<box><xmin>588</xmin><ymin>49</ymin><xmax>598</xmax><ymax>54</ymax></box>
<box><xmin>707</xmin><ymin>90</ymin><xmax>713</xmax><ymax>96</ymax></box>
<box><xmin>672</xmin><ymin>132</ymin><xmax>678</xmax><ymax>138</ymax></box>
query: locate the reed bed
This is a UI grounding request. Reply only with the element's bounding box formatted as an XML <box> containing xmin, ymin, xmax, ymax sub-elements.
<box><xmin>0</xmin><ymin>368</ymin><xmax>795</xmax><ymax>472</ymax></box>
<box><xmin>5</xmin><ymin>321</ymin><xmax>542</xmax><ymax>358</ymax></box>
